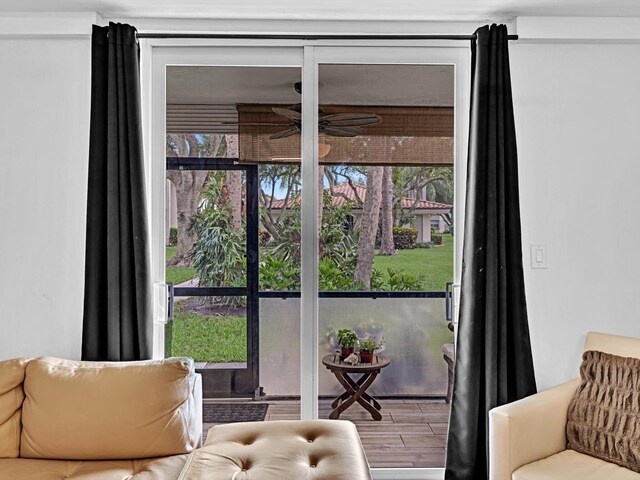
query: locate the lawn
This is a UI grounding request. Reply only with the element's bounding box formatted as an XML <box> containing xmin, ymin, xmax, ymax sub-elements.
<box><xmin>165</xmin><ymin>247</ymin><xmax>197</xmax><ymax>285</ymax></box>
<box><xmin>170</xmin><ymin>301</ymin><xmax>247</xmax><ymax>362</ymax></box>
<box><xmin>373</xmin><ymin>234</ymin><xmax>454</xmax><ymax>292</ymax></box>
<box><xmin>165</xmin><ymin>234</ymin><xmax>453</xmax><ymax>291</ymax></box>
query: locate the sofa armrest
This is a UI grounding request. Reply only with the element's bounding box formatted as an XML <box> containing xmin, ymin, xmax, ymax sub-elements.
<box><xmin>193</xmin><ymin>373</ymin><xmax>203</xmax><ymax>448</ymax></box>
<box><xmin>489</xmin><ymin>378</ymin><xmax>580</xmax><ymax>480</ymax></box>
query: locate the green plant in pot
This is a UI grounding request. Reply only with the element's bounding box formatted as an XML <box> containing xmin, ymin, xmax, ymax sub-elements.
<box><xmin>337</xmin><ymin>329</ymin><xmax>358</xmax><ymax>359</ymax></box>
<box><xmin>359</xmin><ymin>336</ymin><xmax>384</xmax><ymax>363</ymax></box>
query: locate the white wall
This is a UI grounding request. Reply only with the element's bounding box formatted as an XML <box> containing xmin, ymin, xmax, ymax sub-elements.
<box><xmin>3</xmin><ymin>14</ymin><xmax>640</xmax><ymax>391</ymax></box>
<box><xmin>511</xmin><ymin>42</ymin><xmax>640</xmax><ymax>390</ymax></box>
<box><xmin>0</xmin><ymin>34</ymin><xmax>91</xmax><ymax>360</ymax></box>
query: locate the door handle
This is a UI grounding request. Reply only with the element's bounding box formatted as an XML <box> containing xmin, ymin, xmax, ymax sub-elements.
<box><xmin>445</xmin><ymin>281</ymin><xmax>453</xmax><ymax>322</ymax></box>
<box><xmin>167</xmin><ymin>282</ymin><xmax>174</xmax><ymax>322</ymax></box>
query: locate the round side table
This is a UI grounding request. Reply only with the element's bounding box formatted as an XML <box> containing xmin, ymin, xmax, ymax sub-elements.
<box><xmin>322</xmin><ymin>353</ymin><xmax>390</xmax><ymax>420</ymax></box>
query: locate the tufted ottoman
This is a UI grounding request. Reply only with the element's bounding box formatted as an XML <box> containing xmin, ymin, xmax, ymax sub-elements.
<box><xmin>178</xmin><ymin>420</ymin><xmax>372</xmax><ymax>480</ymax></box>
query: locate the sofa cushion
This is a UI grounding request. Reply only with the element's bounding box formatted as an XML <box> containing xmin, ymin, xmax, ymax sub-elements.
<box><xmin>0</xmin><ymin>454</ymin><xmax>188</xmax><ymax>479</ymax></box>
<box><xmin>20</xmin><ymin>356</ymin><xmax>199</xmax><ymax>460</ymax></box>
<box><xmin>178</xmin><ymin>419</ymin><xmax>372</xmax><ymax>480</ymax></box>
<box><xmin>0</xmin><ymin>358</ymin><xmax>30</xmax><ymax>458</ymax></box>
<box><xmin>566</xmin><ymin>350</ymin><xmax>640</xmax><ymax>472</ymax></box>
<box><xmin>513</xmin><ymin>450</ymin><xmax>640</xmax><ymax>479</ymax></box>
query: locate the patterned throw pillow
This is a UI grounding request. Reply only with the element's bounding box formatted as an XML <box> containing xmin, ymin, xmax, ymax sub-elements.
<box><xmin>566</xmin><ymin>350</ymin><xmax>640</xmax><ymax>472</ymax></box>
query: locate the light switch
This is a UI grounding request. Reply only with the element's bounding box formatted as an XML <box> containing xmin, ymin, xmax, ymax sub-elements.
<box><xmin>530</xmin><ymin>244</ymin><xmax>548</xmax><ymax>269</ymax></box>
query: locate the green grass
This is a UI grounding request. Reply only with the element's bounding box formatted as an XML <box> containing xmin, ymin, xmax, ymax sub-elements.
<box><xmin>171</xmin><ymin>302</ymin><xmax>247</xmax><ymax>362</ymax></box>
<box><xmin>165</xmin><ymin>247</ymin><xmax>197</xmax><ymax>285</ymax></box>
<box><xmin>166</xmin><ymin>234</ymin><xmax>453</xmax><ymax>291</ymax></box>
<box><xmin>373</xmin><ymin>234</ymin><xmax>454</xmax><ymax>291</ymax></box>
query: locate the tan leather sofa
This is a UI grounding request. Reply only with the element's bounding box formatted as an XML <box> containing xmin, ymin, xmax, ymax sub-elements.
<box><xmin>489</xmin><ymin>331</ymin><xmax>640</xmax><ymax>480</ymax></box>
<box><xmin>0</xmin><ymin>356</ymin><xmax>202</xmax><ymax>479</ymax></box>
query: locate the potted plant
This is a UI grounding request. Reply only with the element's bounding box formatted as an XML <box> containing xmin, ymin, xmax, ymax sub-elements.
<box><xmin>337</xmin><ymin>329</ymin><xmax>358</xmax><ymax>359</ymax></box>
<box><xmin>359</xmin><ymin>336</ymin><xmax>384</xmax><ymax>363</ymax></box>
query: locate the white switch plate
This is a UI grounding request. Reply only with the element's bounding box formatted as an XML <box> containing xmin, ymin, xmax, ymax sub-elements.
<box><xmin>530</xmin><ymin>244</ymin><xmax>548</xmax><ymax>269</ymax></box>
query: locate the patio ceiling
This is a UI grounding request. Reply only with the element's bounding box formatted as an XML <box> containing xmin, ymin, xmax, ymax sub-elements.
<box><xmin>166</xmin><ymin>65</ymin><xmax>454</xmax><ymax>107</ymax></box>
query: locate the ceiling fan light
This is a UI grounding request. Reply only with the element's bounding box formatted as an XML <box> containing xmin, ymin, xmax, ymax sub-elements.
<box><xmin>318</xmin><ymin>142</ymin><xmax>331</xmax><ymax>158</ymax></box>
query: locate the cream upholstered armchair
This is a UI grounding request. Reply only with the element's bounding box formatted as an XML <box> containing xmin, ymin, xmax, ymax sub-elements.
<box><xmin>489</xmin><ymin>331</ymin><xmax>640</xmax><ymax>480</ymax></box>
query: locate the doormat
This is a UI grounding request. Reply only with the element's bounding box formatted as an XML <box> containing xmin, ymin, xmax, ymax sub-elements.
<box><xmin>203</xmin><ymin>403</ymin><xmax>269</xmax><ymax>423</ymax></box>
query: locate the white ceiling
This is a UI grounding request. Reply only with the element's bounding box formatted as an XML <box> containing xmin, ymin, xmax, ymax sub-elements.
<box><xmin>2</xmin><ymin>0</ymin><xmax>640</xmax><ymax>20</ymax></box>
<box><xmin>167</xmin><ymin>65</ymin><xmax>454</xmax><ymax>107</ymax></box>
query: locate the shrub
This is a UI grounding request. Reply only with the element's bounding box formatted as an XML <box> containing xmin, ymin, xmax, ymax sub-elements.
<box><xmin>259</xmin><ymin>254</ymin><xmax>299</xmax><ymax>291</ymax></box>
<box><xmin>168</xmin><ymin>227</ymin><xmax>178</xmax><ymax>247</ymax></box>
<box><xmin>393</xmin><ymin>227</ymin><xmax>418</xmax><ymax>249</ymax></box>
<box><xmin>188</xmin><ymin>176</ymin><xmax>246</xmax><ymax>306</ymax></box>
<box><xmin>370</xmin><ymin>267</ymin><xmax>426</xmax><ymax>291</ymax></box>
<box><xmin>319</xmin><ymin>258</ymin><xmax>362</xmax><ymax>291</ymax></box>
<box><xmin>432</xmin><ymin>235</ymin><xmax>443</xmax><ymax>246</ymax></box>
<box><xmin>265</xmin><ymin>199</ymin><xmax>360</xmax><ymax>292</ymax></box>
<box><xmin>381</xmin><ymin>268</ymin><xmax>426</xmax><ymax>291</ymax></box>
<box><xmin>270</xmin><ymin>204</ymin><xmax>301</xmax><ymax>264</ymax></box>
<box><xmin>415</xmin><ymin>241</ymin><xmax>434</xmax><ymax>249</ymax></box>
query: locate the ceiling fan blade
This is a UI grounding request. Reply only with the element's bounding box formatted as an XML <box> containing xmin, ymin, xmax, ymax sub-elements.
<box><xmin>322</xmin><ymin>113</ymin><xmax>382</xmax><ymax>127</ymax></box>
<box><xmin>322</xmin><ymin>126</ymin><xmax>364</xmax><ymax>137</ymax></box>
<box><xmin>286</xmin><ymin>103</ymin><xmax>303</xmax><ymax>113</ymax></box>
<box><xmin>269</xmin><ymin>127</ymin><xmax>300</xmax><ymax>139</ymax></box>
<box><xmin>272</xmin><ymin>107</ymin><xmax>302</xmax><ymax>121</ymax></box>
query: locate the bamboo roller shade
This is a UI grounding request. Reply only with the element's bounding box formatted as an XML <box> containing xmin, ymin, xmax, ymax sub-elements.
<box><xmin>238</xmin><ymin>104</ymin><xmax>453</xmax><ymax>166</ymax></box>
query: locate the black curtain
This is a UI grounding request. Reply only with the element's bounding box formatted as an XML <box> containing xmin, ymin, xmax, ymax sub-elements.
<box><xmin>82</xmin><ymin>23</ymin><xmax>152</xmax><ymax>361</ymax></box>
<box><xmin>445</xmin><ymin>24</ymin><xmax>537</xmax><ymax>480</ymax></box>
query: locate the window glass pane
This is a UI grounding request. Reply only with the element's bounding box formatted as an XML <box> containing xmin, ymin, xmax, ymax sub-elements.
<box><xmin>165</xmin><ymin>65</ymin><xmax>301</xmax><ymax>420</ymax></box>
<box><xmin>317</xmin><ymin>63</ymin><xmax>455</xmax><ymax>468</ymax></box>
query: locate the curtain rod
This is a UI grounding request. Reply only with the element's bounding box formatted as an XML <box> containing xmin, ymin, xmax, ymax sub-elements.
<box><xmin>136</xmin><ymin>33</ymin><xmax>518</xmax><ymax>41</ymax></box>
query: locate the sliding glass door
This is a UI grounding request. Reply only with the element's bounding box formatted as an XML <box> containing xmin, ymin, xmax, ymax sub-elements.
<box><xmin>149</xmin><ymin>42</ymin><xmax>468</xmax><ymax>477</ymax></box>
<box><xmin>301</xmin><ymin>48</ymin><xmax>469</xmax><ymax>471</ymax></box>
<box><xmin>152</xmin><ymin>49</ymin><xmax>303</xmax><ymax>416</ymax></box>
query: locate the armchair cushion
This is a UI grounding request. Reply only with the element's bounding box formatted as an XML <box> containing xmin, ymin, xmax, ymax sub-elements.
<box><xmin>513</xmin><ymin>450</ymin><xmax>640</xmax><ymax>480</ymax></box>
<box><xmin>566</xmin><ymin>350</ymin><xmax>640</xmax><ymax>473</ymax></box>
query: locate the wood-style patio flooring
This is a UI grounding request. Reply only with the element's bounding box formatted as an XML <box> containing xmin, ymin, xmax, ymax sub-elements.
<box><xmin>202</xmin><ymin>399</ymin><xmax>450</xmax><ymax>468</ymax></box>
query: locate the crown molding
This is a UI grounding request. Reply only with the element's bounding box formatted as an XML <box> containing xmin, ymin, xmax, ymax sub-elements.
<box><xmin>0</xmin><ymin>12</ymin><xmax>99</xmax><ymax>37</ymax></box>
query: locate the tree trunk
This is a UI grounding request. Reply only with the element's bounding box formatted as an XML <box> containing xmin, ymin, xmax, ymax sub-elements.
<box><xmin>166</xmin><ymin>170</ymin><xmax>208</xmax><ymax>267</ymax></box>
<box><xmin>165</xmin><ymin>134</ymin><xmax>209</xmax><ymax>268</ymax></box>
<box><xmin>379</xmin><ymin>166</ymin><xmax>396</xmax><ymax>256</ymax></box>
<box><xmin>354</xmin><ymin>166</ymin><xmax>384</xmax><ymax>289</ymax></box>
<box><xmin>225</xmin><ymin>135</ymin><xmax>243</xmax><ymax>230</ymax></box>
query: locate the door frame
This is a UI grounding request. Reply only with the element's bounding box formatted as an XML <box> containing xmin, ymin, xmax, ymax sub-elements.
<box><xmin>166</xmin><ymin>157</ymin><xmax>259</xmax><ymax>398</ymax></box>
<box><xmin>144</xmin><ymin>40</ymin><xmax>469</xmax><ymax>480</ymax></box>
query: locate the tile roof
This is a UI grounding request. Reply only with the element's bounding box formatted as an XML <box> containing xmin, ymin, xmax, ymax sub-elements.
<box><xmin>267</xmin><ymin>183</ymin><xmax>452</xmax><ymax>211</ymax></box>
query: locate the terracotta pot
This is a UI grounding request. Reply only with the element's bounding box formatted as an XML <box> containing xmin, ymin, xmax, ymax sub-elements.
<box><xmin>340</xmin><ymin>347</ymin><xmax>355</xmax><ymax>359</ymax></box>
<box><xmin>359</xmin><ymin>351</ymin><xmax>374</xmax><ymax>363</ymax></box>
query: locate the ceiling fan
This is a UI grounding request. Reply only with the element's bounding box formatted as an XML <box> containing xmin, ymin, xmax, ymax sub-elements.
<box><xmin>228</xmin><ymin>82</ymin><xmax>382</xmax><ymax>140</ymax></box>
